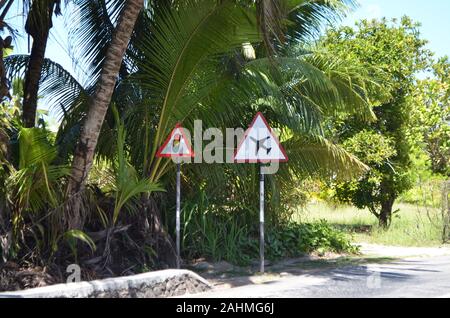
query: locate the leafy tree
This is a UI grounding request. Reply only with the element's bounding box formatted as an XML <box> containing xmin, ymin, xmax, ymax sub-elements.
<box><xmin>323</xmin><ymin>17</ymin><xmax>432</xmax><ymax>228</ymax></box>
<box><xmin>408</xmin><ymin>57</ymin><xmax>450</xmax><ymax>176</ymax></box>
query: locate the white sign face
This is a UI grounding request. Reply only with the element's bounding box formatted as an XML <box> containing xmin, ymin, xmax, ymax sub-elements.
<box><xmin>156</xmin><ymin>124</ymin><xmax>194</xmax><ymax>158</ymax></box>
<box><xmin>233</xmin><ymin>112</ymin><xmax>288</xmax><ymax>163</ymax></box>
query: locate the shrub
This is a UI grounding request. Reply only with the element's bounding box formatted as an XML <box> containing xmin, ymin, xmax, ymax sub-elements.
<box><xmin>180</xmin><ymin>192</ymin><xmax>358</xmax><ymax>266</ymax></box>
<box><xmin>265</xmin><ymin>221</ymin><xmax>359</xmax><ymax>260</ymax></box>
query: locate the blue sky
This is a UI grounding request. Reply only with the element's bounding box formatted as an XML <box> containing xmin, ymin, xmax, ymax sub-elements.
<box><xmin>342</xmin><ymin>0</ymin><xmax>450</xmax><ymax>59</ymax></box>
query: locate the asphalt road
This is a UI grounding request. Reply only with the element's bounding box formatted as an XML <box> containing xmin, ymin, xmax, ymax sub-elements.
<box><xmin>193</xmin><ymin>256</ymin><xmax>450</xmax><ymax>298</ymax></box>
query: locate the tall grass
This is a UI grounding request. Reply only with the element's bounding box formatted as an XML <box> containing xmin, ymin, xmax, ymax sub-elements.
<box><xmin>298</xmin><ymin>202</ymin><xmax>445</xmax><ymax>247</ymax></box>
<box><xmin>180</xmin><ymin>191</ymin><xmax>252</xmax><ymax>265</ymax></box>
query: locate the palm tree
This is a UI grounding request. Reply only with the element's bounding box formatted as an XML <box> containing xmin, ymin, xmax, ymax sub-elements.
<box><xmin>3</xmin><ymin>0</ymin><xmax>369</xmax><ymax>266</ymax></box>
<box><xmin>22</xmin><ymin>0</ymin><xmax>62</xmax><ymax>127</ymax></box>
<box><xmin>66</xmin><ymin>0</ymin><xmax>355</xmax><ymax>191</ymax></box>
<box><xmin>6</xmin><ymin>0</ymin><xmax>360</xmax><ymax>220</ymax></box>
<box><xmin>0</xmin><ymin>0</ymin><xmax>15</xmax><ymax>101</ymax></box>
<box><xmin>66</xmin><ymin>0</ymin><xmax>144</xmax><ymax>229</ymax></box>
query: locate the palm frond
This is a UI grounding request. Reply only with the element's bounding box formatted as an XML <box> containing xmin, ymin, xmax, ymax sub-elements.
<box><xmin>7</xmin><ymin>127</ymin><xmax>69</xmax><ymax>213</ymax></box>
<box><xmin>17</xmin><ymin>127</ymin><xmax>56</xmax><ymax>168</ymax></box>
<box><xmin>4</xmin><ymin>54</ymin><xmax>87</xmax><ymax>121</ymax></box>
<box><xmin>110</xmin><ymin>105</ymin><xmax>163</xmax><ymax>225</ymax></box>
<box><xmin>280</xmin><ymin>133</ymin><xmax>369</xmax><ymax>182</ymax></box>
<box><xmin>131</xmin><ymin>0</ymin><xmax>259</xmax><ymax>179</ymax></box>
<box><xmin>285</xmin><ymin>0</ymin><xmax>355</xmax><ymax>43</ymax></box>
<box><xmin>246</xmin><ymin>54</ymin><xmax>376</xmax><ymax>122</ymax></box>
<box><xmin>67</xmin><ymin>0</ymin><xmax>128</xmax><ymax>86</ymax></box>
<box><xmin>254</xmin><ymin>0</ymin><xmax>354</xmax><ymax>53</ymax></box>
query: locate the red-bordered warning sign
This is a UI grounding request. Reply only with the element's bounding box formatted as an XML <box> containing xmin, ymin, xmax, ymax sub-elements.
<box><xmin>233</xmin><ymin>112</ymin><xmax>288</xmax><ymax>163</ymax></box>
<box><xmin>156</xmin><ymin>123</ymin><xmax>195</xmax><ymax>158</ymax></box>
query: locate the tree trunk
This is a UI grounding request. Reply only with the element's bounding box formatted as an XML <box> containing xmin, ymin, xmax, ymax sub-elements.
<box><xmin>377</xmin><ymin>177</ymin><xmax>397</xmax><ymax>229</ymax></box>
<box><xmin>0</xmin><ymin>1</ymin><xmax>15</xmax><ymax>101</ymax></box>
<box><xmin>0</xmin><ymin>37</ymin><xmax>11</xmax><ymax>101</ymax></box>
<box><xmin>22</xmin><ymin>35</ymin><xmax>50</xmax><ymax>127</ymax></box>
<box><xmin>22</xmin><ymin>0</ymin><xmax>58</xmax><ymax>128</ymax></box>
<box><xmin>379</xmin><ymin>198</ymin><xmax>395</xmax><ymax>229</ymax></box>
<box><xmin>66</xmin><ymin>0</ymin><xmax>144</xmax><ymax>229</ymax></box>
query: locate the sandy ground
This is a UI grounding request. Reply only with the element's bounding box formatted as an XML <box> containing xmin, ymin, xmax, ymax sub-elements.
<box><xmin>357</xmin><ymin>243</ymin><xmax>450</xmax><ymax>258</ymax></box>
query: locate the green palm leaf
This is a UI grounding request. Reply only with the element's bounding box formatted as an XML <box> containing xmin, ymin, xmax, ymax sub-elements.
<box><xmin>67</xmin><ymin>0</ymin><xmax>128</xmax><ymax>86</ymax></box>
<box><xmin>4</xmin><ymin>54</ymin><xmax>88</xmax><ymax>121</ymax></box>
<box><xmin>132</xmin><ymin>0</ymin><xmax>260</xmax><ymax>179</ymax></box>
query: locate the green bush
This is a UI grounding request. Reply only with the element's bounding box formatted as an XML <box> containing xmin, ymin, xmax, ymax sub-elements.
<box><xmin>180</xmin><ymin>192</ymin><xmax>358</xmax><ymax>266</ymax></box>
<box><xmin>265</xmin><ymin>221</ymin><xmax>359</xmax><ymax>260</ymax></box>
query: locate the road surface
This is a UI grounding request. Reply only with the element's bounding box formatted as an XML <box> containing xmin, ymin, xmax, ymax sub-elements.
<box><xmin>191</xmin><ymin>255</ymin><xmax>450</xmax><ymax>298</ymax></box>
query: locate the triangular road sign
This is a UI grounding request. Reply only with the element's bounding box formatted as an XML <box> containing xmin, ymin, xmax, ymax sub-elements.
<box><xmin>156</xmin><ymin>123</ymin><xmax>195</xmax><ymax>158</ymax></box>
<box><xmin>233</xmin><ymin>112</ymin><xmax>288</xmax><ymax>163</ymax></box>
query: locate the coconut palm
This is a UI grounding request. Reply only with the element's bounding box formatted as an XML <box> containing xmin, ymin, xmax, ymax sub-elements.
<box><xmin>66</xmin><ymin>0</ymin><xmax>144</xmax><ymax>229</ymax></box>
<box><xmin>2</xmin><ymin>0</ymin><xmax>358</xmax><ymax>221</ymax></box>
<box><xmin>2</xmin><ymin>0</ymin><xmax>372</xmax><ymax>266</ymax></box>
<box><xmin>65</xmin><ymin>0</ymin><xmax>355</xmax><ymax>213</ymax></box>
<box><xmin>22</xmin><ymin>0</ymin><xmax>62</xmax><ymax>128</ymax></box>
<box><xmin>6</xmin><ymin>0</ymin><xmax>367</xmax><ymax>211</ymax></box>
<box><xmin>0</xmin><ymin>0</ymin><xmax>16</xmax><ymax>101</ymax></box>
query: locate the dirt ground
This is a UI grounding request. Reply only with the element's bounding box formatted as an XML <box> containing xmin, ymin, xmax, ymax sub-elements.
<box><xmin>0</xmin><ymin>262</ymin><xmax>60</xmax><ymax>292</ymax></box>
<box><xmin>357</xmin><ymin>243</ymin><xmax>450</xmax><ymax>258</ymax></box>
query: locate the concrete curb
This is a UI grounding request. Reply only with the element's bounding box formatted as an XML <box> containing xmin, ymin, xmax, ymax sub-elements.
<box><xmin>0</xmin><ymin>269</ymin><xmax>211</xmax><ymax>298</ymax></box>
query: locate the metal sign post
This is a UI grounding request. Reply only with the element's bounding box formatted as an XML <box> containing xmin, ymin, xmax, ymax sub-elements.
<box><xmin>156</xmin><ymin>123</ymin><xmax>195</xmax><ymax>270</ymax></box>
<box><xmin>259</xmin><ymin>164</ymin><xmax>265</xmax><ymax>273</ymax></box>
<box><xmin>233</xmin><ymin>112</ymin><xmax>288</xmax><ymax>273</ymax></box>
<box><xmin>176</xmin><ymin>162</ymin><xmax>181</xmax><ymax>269</ymax></box>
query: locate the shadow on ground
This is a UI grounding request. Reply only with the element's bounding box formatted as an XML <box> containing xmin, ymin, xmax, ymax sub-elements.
<box><xmin>187</xmin><ymin>255</ymin><xmax>400</xmax><ymax>289</ymax></box>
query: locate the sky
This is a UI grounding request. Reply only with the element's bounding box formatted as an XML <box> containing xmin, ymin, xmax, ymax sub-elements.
<box><xmin>4</xmin><ymin>0</ymin><xmax>450</xmax><ymax>121</ymax></box>
<box><xmin>342</xmin><ymin>0</ymin><xmax>450</xmax><ymax>59</ymax></box>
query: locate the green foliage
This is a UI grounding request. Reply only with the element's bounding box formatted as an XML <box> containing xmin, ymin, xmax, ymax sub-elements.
<box><xmin>323</xmin><ymin>17</ymin><xmax>432</xmax><ymax>228</ymax></box>
<box><xmin>0</xmin><ymin>123</ymin><xmax>73</xmax><ymax>262</ymax></box>
<box><xmin>7</xmin><ymin>127</ymin><xmax>68</xmax><ymax>217</ymax></box>
<box><xmin>180</xmin><ymin>189</ymin><xmax>357</xmax><ymax>266</ymax></box>
<box><xmin>399</xmin><ymin>150</ymin><xmax>447</xmax><ymax>208</ymax></box>
<box><xmin>61</xmin><ymin>230</ymin><xmax>96</xmax><ymax>261</ymax></box>
<box><xmin>181</xmin><ymin>191</ymin><xmax>252</xmax><ymax>265</ymax></box>
<box><xmin>129</xmin><ymin>0</ymin><xmax>260</xmax><ymax>181</ymax></box>
<box><xmin>342</xmin><ymin>130</ymin><xmax>397</xmax><ymax>165</ymax></box>
<box><xmin>335</xmin><ymin>169</ymin><xmax>412</xmax><ymax>215</ymax></box>
<box><xmin>266</xmin><ymin>221</ymin><xmax>359</xmax><ymax>259</ymax></box>
<box><xmin>0</xmin><ymin>0</ymin><xmax>380</xmax><ymax>275</ymax></box>
<box><xmin>408</xmin><ymin>57</ymin><xmax>450</xmax><ymax>176</ymax></box>
<box><xmin>109</xmin><ymin>106</ymin><xmax>163</xmax><ymax>226</ymax></box>
<box><xmin>303</xmin><ymin>202</ymin><xmax>445</xmax><ymax>247</ymax></box>
<box><xmin>63</xmin><ymin>230</ymin><xmax>96</xmax><ymax>252</ymax></box>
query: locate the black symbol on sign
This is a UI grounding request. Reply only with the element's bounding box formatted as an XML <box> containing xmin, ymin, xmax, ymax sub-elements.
<box><xmin>250</xmin><ymin>136</ymin><xmax>272</xmax><ymax>155</ymax></box>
